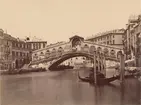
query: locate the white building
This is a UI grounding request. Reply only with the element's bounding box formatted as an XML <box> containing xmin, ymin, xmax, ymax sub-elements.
<box><xmin>86</xmin><ymin>29</ymin><xmax>125</xmax><ymax>49</ymax></box>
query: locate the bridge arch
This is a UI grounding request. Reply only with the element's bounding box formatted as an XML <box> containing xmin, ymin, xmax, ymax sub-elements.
<box><xmin>48</xmin><ymin>52</ymin><xmax>105</xmax><ymax>70</ymax></box>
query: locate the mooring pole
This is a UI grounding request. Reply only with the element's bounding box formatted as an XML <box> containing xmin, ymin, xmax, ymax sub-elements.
<box><xmin>101</xmin><ymin>53</ymin><xmax>106</xmax><ymax>76</ymax></box>
<box><xmin>120</xmin><ymin>52</ymin><xmax>125</xmax><ymax>82</ymax></box>
<box><xmin>103</xmin><ymin>54</ymin><xmax>106</xmax><ymax>77</ymax></box>
<box><xmin>100</xmin><ymin>53</ymin><xmax>103</xmax><ymax>74</ymax></box>
<box><xmin>93</xmin><ymin>51</ymin><xmax>97</xmax><ymax>85</ymax></box>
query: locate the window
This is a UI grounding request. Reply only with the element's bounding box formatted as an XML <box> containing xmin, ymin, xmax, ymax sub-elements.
<box><xmin>12</xmin><ymin>51</ymin><xmax>15</xmax><ymax>56</ymax></box>
<box><xmin>16</xmin><ymin>52</ymin><xmax>18</xmax><ymax>56</ymax></box>
<box><xmin>113</xmin><ymin>40</ymin><xmax>115</xmax><ymax>44</ymax></box>
<box><xmin>110</xmin><ymin>41</ymin><xmax>112</xmax><ymax>44</ymax></box>
<box><xmin>25</xmin><ymin>44</ymin><xmax>27</xmax><ymax>49</ymax></box>
<box><xmin>16</xmin><ymin>43</ymin><xmax>18</xmax><ymax>47</ymax></box>
<box><xmin>43</xmin><ymin>43</ymin><xmax>46</xmax><ymax>48</ymax></box>
<box><xmin>33</xmin><ymin>43</ymin><xmax>35</xmax><ymax>49</ymax></box>
<box><xmin>27</xmin><ymin>53</ymin><xmax>29</xmax><ymax>57</ymax></box>
<box><xmin>23</xmin><ymin>53</ymin><xmax>25</xmax><ymax>56</ymax></box>
<box><xmin>35</xmin><ymin>43</ymin><xmax>38</xmax><ymax>49</ymax></box>
<box><xmin>12</xmin><ymin>42</ymin><xmax>15</xmax><ymax>47</ymax></box>
<box><xmin>20</xmin><ymin>52</ymin><xmax>22</xmax><ymax>56</ymax></box>
<box><xmin>41</xmin><ymin>52</ymin><xmax>43</xmax><ymax>54</ymax></box>
<box><xmin>39</xmin><ymin>43</ymin><xmax>41</xmax><ymax>49</ymax></box>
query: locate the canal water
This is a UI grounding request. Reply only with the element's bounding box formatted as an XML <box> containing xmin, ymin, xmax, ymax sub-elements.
<box><xmin>0</xmin><ymin>69</ymin><xmax>141</xmax><ymax>105</ymax></box>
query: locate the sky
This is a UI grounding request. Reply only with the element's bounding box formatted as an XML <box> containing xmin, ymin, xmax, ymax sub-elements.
<box><xmin>0</xmin><ymin>0</ymin><xmax>141</xmax><ymax>44</ymax></box>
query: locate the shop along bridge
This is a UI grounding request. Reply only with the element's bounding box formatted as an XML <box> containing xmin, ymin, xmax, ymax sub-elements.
<box><xmin>30</xmin><ymin>35</ymin><xmax>123</xmax><ymax>71</ymax></box>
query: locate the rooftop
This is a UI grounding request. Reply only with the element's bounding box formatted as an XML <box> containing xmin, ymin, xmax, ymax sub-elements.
<box><xmin>86</xmin><ymin>28</ymin><xmax>125</xmax><ymax>40</ymax></box>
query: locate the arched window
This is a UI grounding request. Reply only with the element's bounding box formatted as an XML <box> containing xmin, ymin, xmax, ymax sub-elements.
<box><xmin>45</xmin><ymin>50</ymin><xmax>50</xmax><ymax>58</ymax></box>
<box><xmin>52</xmin><ymin>48</ymin><xmax>56</xmax><ymax>53</ymax></box>
<box><xmin>117</xmin><ymin>51</ymin><xmax>122</xmax><ymax>59</ymax></box>
<box><xmin>89</xmin><ymin>46</ymin><xmax>96</xmax><ymax>54</ymax></box>
<box><xmin>40</xmin><ymin>52</ymin><xmax>44</xmax><ymax>55</ymax></box>
<box><xmin>33</xmin><ymin>53</ymin><xmax>38</xmax><ymax>60</ymax></box>
<box><xmin>83</xmin><ymin>44</ymin><xmax>89</xmax><ymax>52</ymax></box>
<box><xmin>51</xmin><ymin>48</ymin><xmax>56</xmax><ymax>57</ymax></box>
<box><xmin>97</xmin><ymin>47</ymin><xmax>102</xmax><ymax>53</ymax></box>
<box><xmin>110</xmin><ymin>49</ymin><xmax>116</xmax><ymax>57</ymax></box>
<box><xmin>58</xmin><ymin>47</ymin><xmax>63</xmax><ymax>52</ymax></box>
<box><xmin>103</xmin><ymin>48</ymin><xmax>109</xmax><ymax>56</ymax></box>
<box><xmin>58</xmin><ymin>47</ymin><xmax>64</xmax><ymax>56</ymax></box>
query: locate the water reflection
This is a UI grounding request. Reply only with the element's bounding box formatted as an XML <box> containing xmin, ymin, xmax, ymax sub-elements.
<box><xmin>1</xmin><ymin>70</ymin><xmax>141</xmax><ymax>105</ymax></box>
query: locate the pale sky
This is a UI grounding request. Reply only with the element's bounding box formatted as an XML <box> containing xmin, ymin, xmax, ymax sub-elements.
<box><xmin>0</xmin><ymin>0</ymin><xmax>141</xmax><ymax>44</ymax></box>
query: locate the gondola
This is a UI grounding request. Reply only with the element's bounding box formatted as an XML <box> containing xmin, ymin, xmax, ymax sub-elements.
<box><xmin>78</xmin><ymin>72</ymin><xmax>119</xmax><ymax>85</ymax></box>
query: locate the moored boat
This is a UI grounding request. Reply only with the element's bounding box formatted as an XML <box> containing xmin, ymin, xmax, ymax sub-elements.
<box><xmin>78</xmin><ymin>72</ymin><xmax>119</xmax><ymax>85</ymax></box>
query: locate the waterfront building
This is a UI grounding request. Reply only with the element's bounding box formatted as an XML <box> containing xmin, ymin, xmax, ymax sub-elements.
<box><xmin>11</xmin><ymin>39</ymin><xmax>32</xmax><ymax>69</ymax></box>
<box><xmin>0</xmin><ymin>29</ymin><xmax>33</xmax><ymax>70</ymax></box>
<box><xmin>25</xmin><ymin>36</ymin><xmax>47</xmax><ymax>51</ymax></box>
<box><xmin>124</xmin><ymin>14</ymin><xmax>141</xmax><ymax>66</ymax></box>
<box><xmin>86</xmin><ymin>29</ymin><xmax>125</xmax><ymax>49</ymax></box>
<box><xmin>0</xmin><ymin>29</ymin><xmax>16</xmax><ymax>70</ymax></box>
<box><xmin>0</xmin><ymin>32</ymin><xmax>3</xmax><ymax>70</ymax></box>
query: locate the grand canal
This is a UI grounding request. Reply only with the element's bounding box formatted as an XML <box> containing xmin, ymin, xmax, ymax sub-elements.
<box><xmin>0</xmin><ymin>69</ymin><xmax>141</xmax><ymax>105</ymax></box>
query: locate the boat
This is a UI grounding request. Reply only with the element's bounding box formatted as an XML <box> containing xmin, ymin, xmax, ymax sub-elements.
<box><xmin>78</xmin><ymin>72</ymin><xmax>119</xmax><ymax>85</ymax></box>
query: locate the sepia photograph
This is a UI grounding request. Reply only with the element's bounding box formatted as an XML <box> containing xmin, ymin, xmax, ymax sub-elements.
<box><xmin>0</xmin><ymin>0</ymin><xmax>141</xmax><ymax>105</ymax></box>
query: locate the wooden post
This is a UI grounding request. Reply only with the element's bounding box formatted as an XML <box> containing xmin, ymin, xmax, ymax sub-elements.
<box><xmin>103</xmin><ymin>54</ymin><xmax>106</xmax><ymax>76</ymax></box>
<box><xmin>97</xmin><ymin>52</ymin><xmax>100</xmax><ymax>73</ymax></box>
<box><xmin>100</xmin><ymin>53</ymin><xmax>103</xmax><ymax>74</ymax></box>
<box><xmin>93</xmin><ymin>51</ymin><xmax>97</xmax><ymax>85</ymax></box>
<box><xmin>120</xmin><ymin>52</ymin><xmax>125</xmax><ymax>82</ymax></box>
<box><xmin>101</xmin><ymin>53</ymin><xmax>106</xmax><ymax>76</ymax></box>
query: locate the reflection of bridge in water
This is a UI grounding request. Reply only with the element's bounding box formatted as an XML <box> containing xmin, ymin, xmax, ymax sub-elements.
<box><xmin>30</xmin><ymin>35</ymin><xmax>123</xmax><ymax>71</ymax></box>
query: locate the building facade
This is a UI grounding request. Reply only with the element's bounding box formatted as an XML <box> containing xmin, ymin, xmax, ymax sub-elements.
<box><xmin>11</xmin><ymin>39</ymin><xmax>32</xmax><ymax>69</ymax></box>
<box><xmin>0</xmin><ymin>31</ymin><xmax>4</xmax><ymax>70</ymax></box>
<box><xmin>26</xmin><ymin>41</ymin><xmax>47</xmax><ymax>51</ymax></box>
<box><xmin>24</xmin><ymin>37</ymin><xmax>47</xmax><ymax>51</ymax></box>
<box><xmin>0</xmin><ymin>29</ymin><xmax>16</xmax><ymax>70</ymax></box>
<box><xmin>86</xmin><ymin>29</ymin><xmax>125</xmax><ymax>49</ymax></box>
<box><xmin>0</xmin><ymin>29</ymin><xmax>33</xmax><ymax>70</ymax></box>
<box><xmin>124</xmin><ymin>15</ymin><xmax>141</xmax><ymax>66</ymax></box>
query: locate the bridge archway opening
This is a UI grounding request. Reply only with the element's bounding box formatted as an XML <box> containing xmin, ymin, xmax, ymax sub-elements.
<box><xmin>48</xmin><ymin>52</ymin><xmax>104</xmax><ymax>71</ymax></box>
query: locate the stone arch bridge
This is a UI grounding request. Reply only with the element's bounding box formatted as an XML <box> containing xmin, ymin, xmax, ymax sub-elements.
<box><xmin>30</xmin><ymin>35</ymin><xmax>123</xmax><ymax>70</ymax></box>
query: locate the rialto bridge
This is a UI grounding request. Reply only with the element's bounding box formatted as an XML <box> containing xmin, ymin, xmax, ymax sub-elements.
<box><xmin>30</xmin><ymin>35</ymin><xmax>123</xmax><ymax>71</ymax></box>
